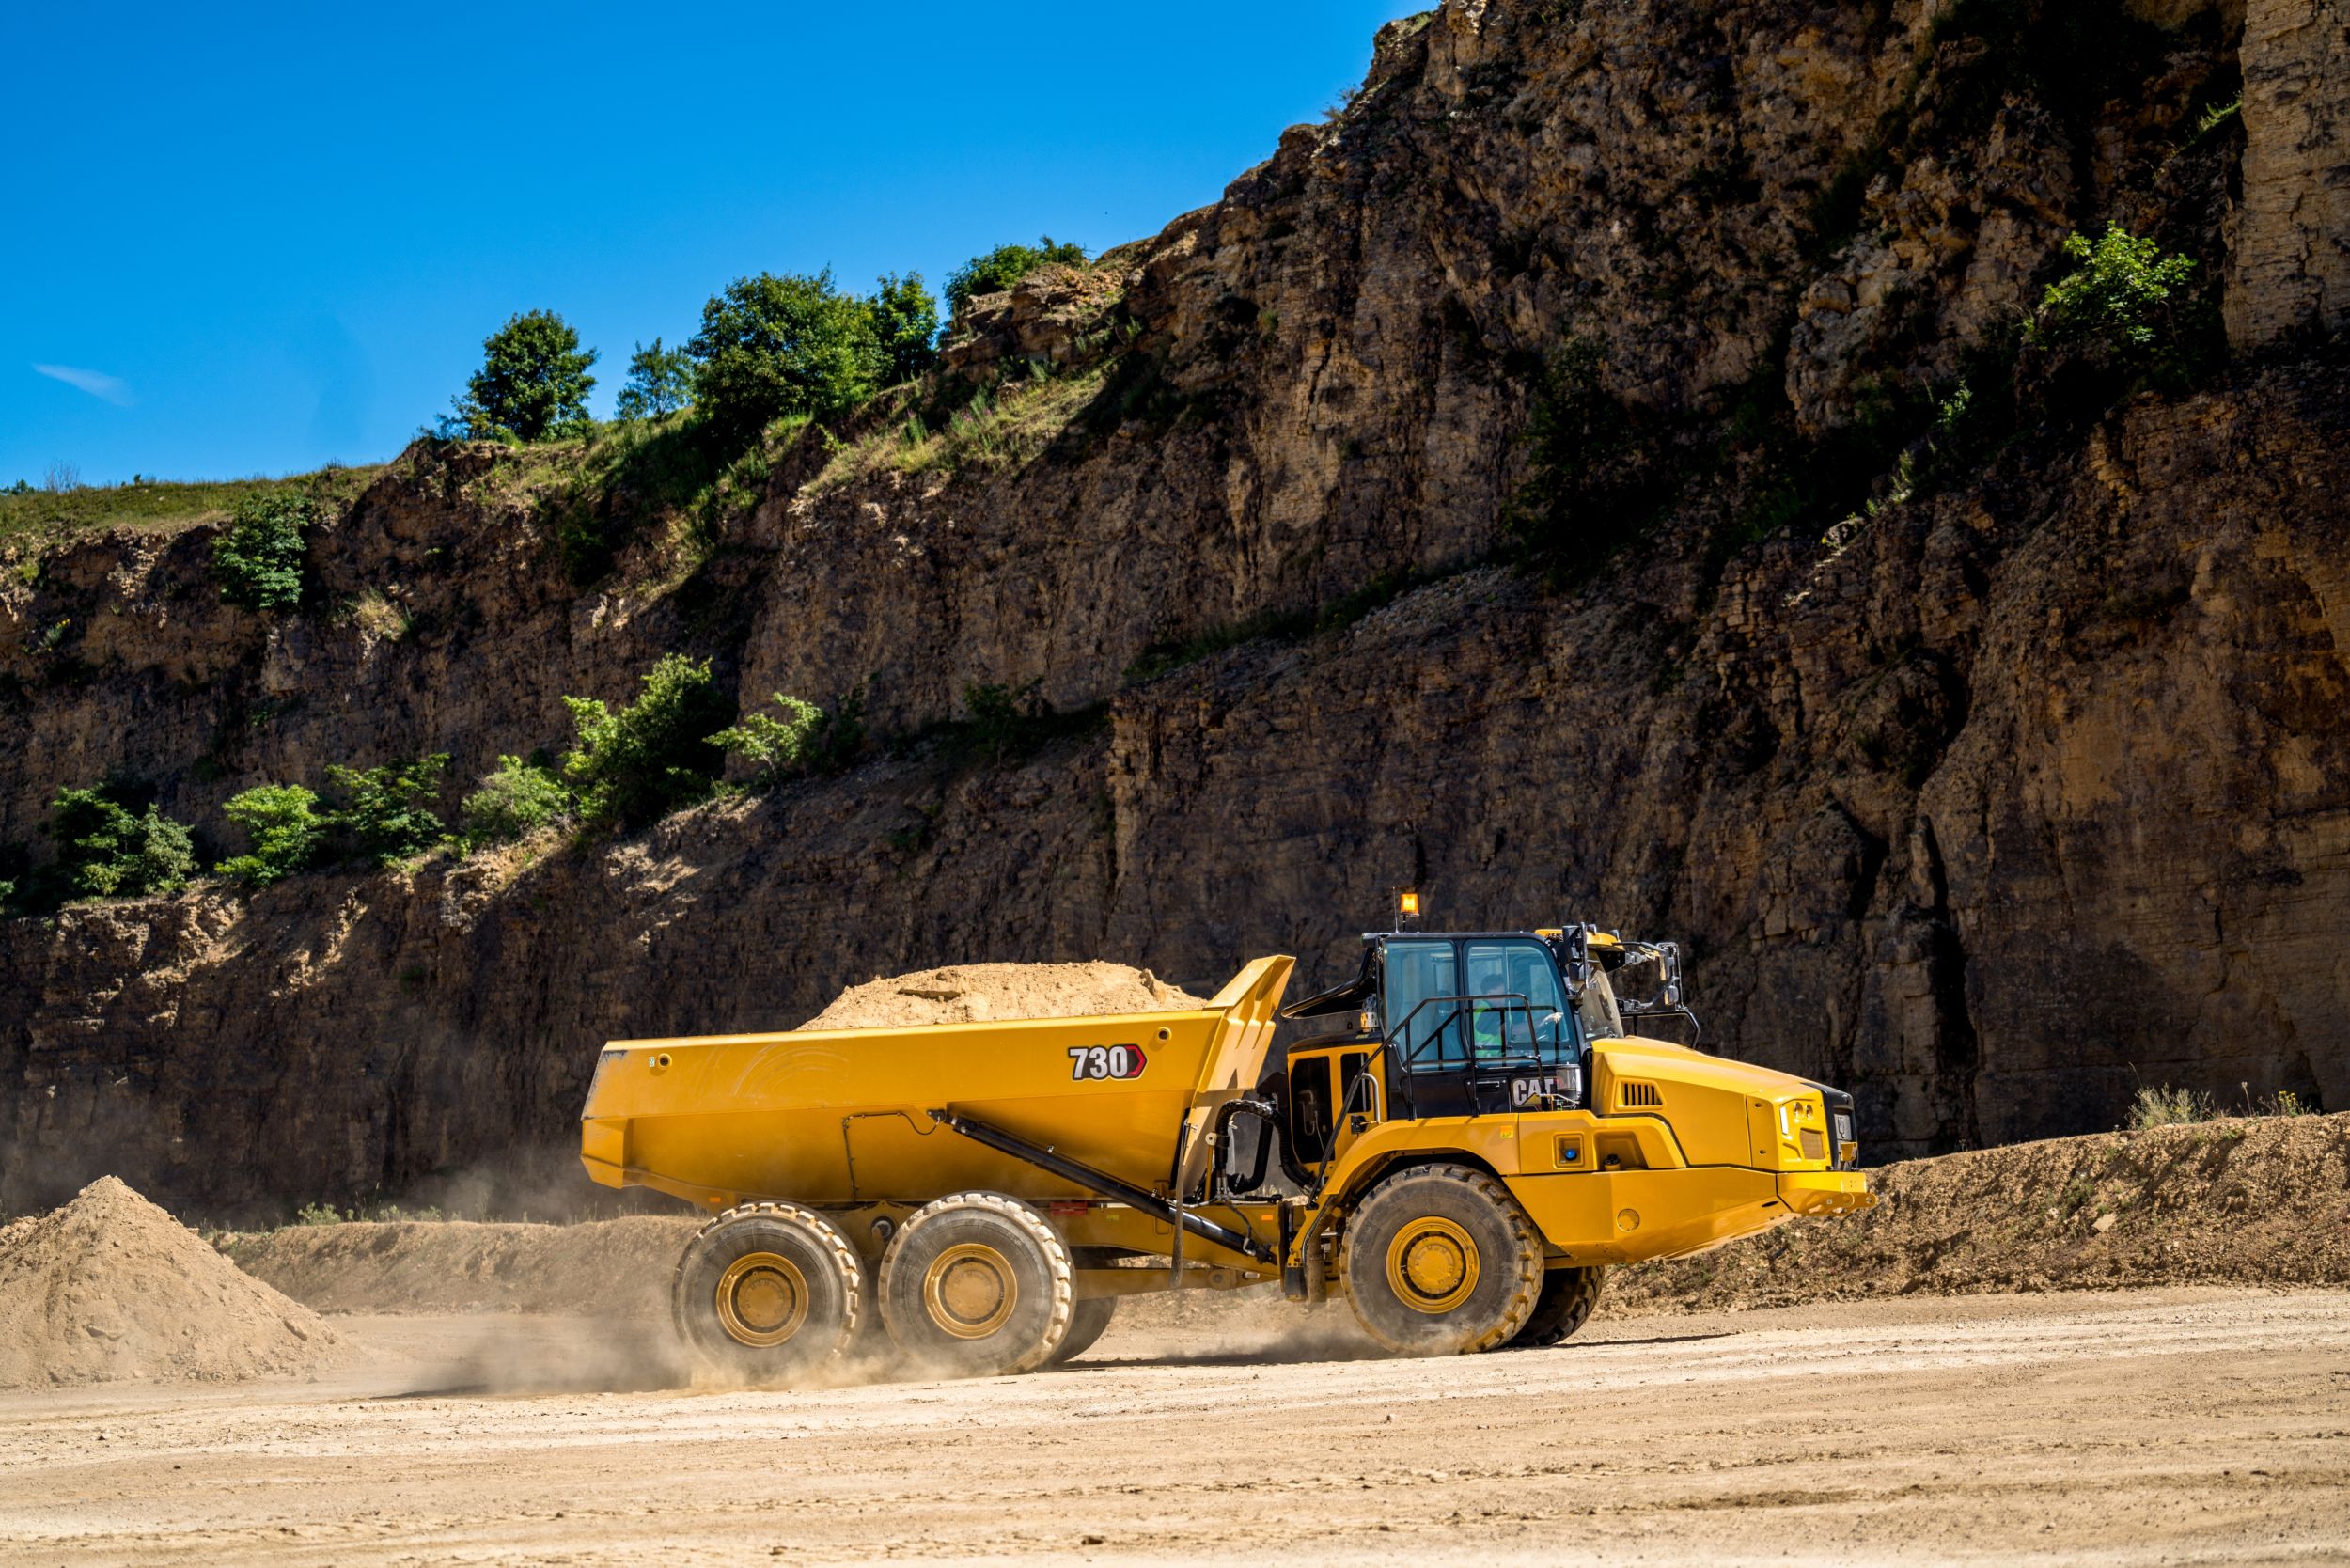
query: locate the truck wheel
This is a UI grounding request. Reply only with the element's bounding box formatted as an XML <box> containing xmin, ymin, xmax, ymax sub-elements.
<box><xmin>1506</xmin><ymin>1265</ymin><xmax>1606</xmax><ymax>1349</ymax></box>
<box><xmin>1341</xmin><ymin>1165</ymin><xmax>1543</xmax><ymax>1356</ymax></box>
<box><xmin>880</xmin><ymin>1192</ymin><xmax>1074</xmax><ymax>1377</ymax></box>
<box><xmin>1046</xmin><ymin>1295</ymin><xmax>1119</xmax><ymax>1366</ymax></box>
<box><xmin>672</xmin><ymin>1202</ymin><xmax>862</xmax><ymax>1382</ymax></box>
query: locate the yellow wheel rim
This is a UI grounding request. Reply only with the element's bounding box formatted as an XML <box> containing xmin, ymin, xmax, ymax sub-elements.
<box><xmin>923</xmin><ymin>1242</ymin><xmax>1019</xmax><ymax>1340</ymax></box>
<box><xmin>1386</xmin><ymin>1216</ymin><xmax>1480</xmax><ymax>1315</ymax></box>
<box><xmin>714</xmin><ymin>1251</ymin><xmax>810</xmax><ymax>1347</ymax></box>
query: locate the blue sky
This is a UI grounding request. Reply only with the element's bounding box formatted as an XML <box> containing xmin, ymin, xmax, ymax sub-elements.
<box><xmin>2</xmin><ymin>2</ymin><xmax>1415</xmax><ymax>487</ymax></box>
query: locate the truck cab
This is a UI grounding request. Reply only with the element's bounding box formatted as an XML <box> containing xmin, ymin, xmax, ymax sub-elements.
<box><xmin>1262</xmin><ymin>922</ymin><xmax>1862</xmax><ymax>1202</ymax></box>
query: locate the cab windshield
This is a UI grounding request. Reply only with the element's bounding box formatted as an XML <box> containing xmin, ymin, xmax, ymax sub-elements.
<box><xmin>1384</xmin><ymin>937</ymin><xmax>1575</xmax><ymax>1070</ymax></box>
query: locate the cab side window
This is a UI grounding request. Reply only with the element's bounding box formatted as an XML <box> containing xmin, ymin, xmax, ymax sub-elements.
<box><xmin>1384</xmin><ymin>939</ymin><xmax>1461</xmax><ymax>1069</ymax></box>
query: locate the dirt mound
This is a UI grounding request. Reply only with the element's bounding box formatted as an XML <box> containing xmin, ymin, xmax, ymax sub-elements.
<box><xmin>1610</xmin><ymin>1112</ymin><xmax>2350</xmax><ymax>1313</ymax></box>
<box><xmin>799</xmin><ymin>961</ymin><xmax>1207</xmax><ymax>1029</ymax></box>
<box><xmin>220</xmin><ymin>1215</ymin><xmax>700</xmax><ymax>1319</ymax></box>
<box><xmin>0</xmin><ymin>1177</ymin><xmax>337</xmax><ymax>1388</ymax></box>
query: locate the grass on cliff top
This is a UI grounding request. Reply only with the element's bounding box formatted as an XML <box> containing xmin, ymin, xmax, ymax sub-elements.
<box><xmin>809</xmin><ymin>362</ymin><xmax>1109</xmax><ymax>494</ymax></box>
<box><xmin>0</xmin><ymin>466</ymin><xmax>384</xmax><ymax>555</ymax></box>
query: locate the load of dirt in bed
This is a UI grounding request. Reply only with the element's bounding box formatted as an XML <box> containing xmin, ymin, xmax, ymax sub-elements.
<box><xmin>1609</xmin><ymin>1110</ymin><xmax>2350</xmax><ymax>1313</ymax></box>
<box><xmin>0</xmin><ymin>1177</ymin><xmax>337</xmax><ymax>1388</ymax></box>
<box><xmin>797</xmin><ymin>961</ymin><xmax>1206</xmax><ymax>1029</ymax></box>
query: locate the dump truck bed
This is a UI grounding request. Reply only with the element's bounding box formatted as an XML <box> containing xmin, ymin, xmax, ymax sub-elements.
<box><xmin>580</xmin><ymin>957</ymin><xmax>1292</xmax><ymax>1210</ymax></box>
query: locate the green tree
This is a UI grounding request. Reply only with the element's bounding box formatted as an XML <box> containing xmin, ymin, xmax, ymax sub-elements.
<box><xmin>2028</xmin><ymin>226</ymin><xmax>2199</xmax><ymax>355</ymax></box>
<box><xmin>944</xmin><ymin>237</ymin><xmax>1087</xmax><ymax>318</ymax></box>
<box><xmin>711</xmin><ymin>692</ymin><xmax>823</xmax><ymax>786</ymax></box>
<box><xmin>562</xmin><ymin>655</ymin><xmax>734</xmax><ymax>828</ymax></box>
<box><xmin>46</xmin><ymin>786</ymin><xmax>196</xmax><ymax>899</ymax></box>
<box><xmin>325</xmin><ymin>754</ymin><xmax>449</xmax><ymax>865</ymax></box>
<box><xmin>212</xmin><ymin>492</ymin><xmax>316</xmax><ymax>612</ymax></box>
<box><xmin>870</xmin><ymin>274</ymin><xmax>939</xmax><ymax>385</ymax></box>
<box><xmin>686</xmin><ymin>271</ymin><xmax>883</xmax><ymax>444</ymax></box>
<box><xmin>615</xmin><ymin>337</ymin><xmax>696</xmax><ymax>420</ymax></box>
<box><xmin>446</xmin><ymin>309</ymin><xmax>599</xmax><ymax>442</ymax></box>
<box><xmin>459</xmin><ymin>754</ymin><xmax>572</xmax><ymax>848</ymax></box>
<box><xmin>216</xmin><ymin>784</ymin><xmax>329</xmax><ymax>886</ymax></box>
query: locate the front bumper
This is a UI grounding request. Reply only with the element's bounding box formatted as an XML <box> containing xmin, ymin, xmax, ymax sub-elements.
<box><xmin>1777</xmin><ymin>1168</ymin><xmax>1874</xmax><ymax>1216</ymax></box>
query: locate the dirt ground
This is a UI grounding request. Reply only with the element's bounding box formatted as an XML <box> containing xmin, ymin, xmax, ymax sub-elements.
<box><xmin>2</xmin><ymin>1287</ymin><xmax>2345</xmax><ymax>1565</ymax></box>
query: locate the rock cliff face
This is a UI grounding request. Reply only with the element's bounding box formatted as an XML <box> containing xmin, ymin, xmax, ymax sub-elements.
<box><xmin>2228</xmin><ymin>0</ymin><xmax>2350</xmax><ymax>345</ymax></box>
<box><xmin>3</xmin><ymin>0</ymin><xmax>2345</xmax><ymax>1220</ymax></box>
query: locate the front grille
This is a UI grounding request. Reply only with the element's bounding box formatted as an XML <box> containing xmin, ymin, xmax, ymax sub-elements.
<box><xmin>1799</xmin><ymin>1127</ymin><xmax>1825</xmax><ymax>1162</ymax></box>
<box><xmin>1619</xmin><ymin>1080</ymin><xmax>1664</xmax><ymax>1109</ymax></box>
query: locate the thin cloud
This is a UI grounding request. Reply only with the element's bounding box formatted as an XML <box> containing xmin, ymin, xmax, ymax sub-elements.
<box><xmin>32</xmin><ymin>363</ymin><xmax>134</xmax><ymax>407</ymax></box>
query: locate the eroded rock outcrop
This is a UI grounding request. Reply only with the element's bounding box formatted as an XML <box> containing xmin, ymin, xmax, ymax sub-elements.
<box><xmin>2228</xmin><ymin>0</ymin><xmax>2350</xmax><ymax>346</ymax></box>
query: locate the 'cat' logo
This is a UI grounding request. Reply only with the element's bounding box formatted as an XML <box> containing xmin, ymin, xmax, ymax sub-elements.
<box><xmin>1068</xmin><ymin>1044</ymin><xmax>1148</xmax><ymax>1081</ymax></box>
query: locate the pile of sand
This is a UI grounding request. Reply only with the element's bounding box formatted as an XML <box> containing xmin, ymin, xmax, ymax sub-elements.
<box><xmin>0</xmin><ymin>1177</ymin><xmax>337</xmax><ymax>1388</ymax></box>
<box><xmin>798</xmin><ymin>961</ymin><xmax>1207</xmax><ymax>1030</ymax></box>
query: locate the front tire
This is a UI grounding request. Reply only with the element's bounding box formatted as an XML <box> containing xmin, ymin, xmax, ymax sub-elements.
<box><xmin>1341</xmin><ymin>1164</ymin><xmax>1543</xmax><ymax>1356</ymax></box>
<box><xmin>1505</xmin><ymin>1264</ymin><xmax>1605</xmax><ymax>1349</ymax></box>
<box><xmin>880</xmin><ymin>1192</ymin><xmax>1074</xmax><ymax>1377</ymax></box>
<box><xmin>672</xmin><ymin>1202</ymin><xmax>863</xmax><ymax>1382</ymax></box>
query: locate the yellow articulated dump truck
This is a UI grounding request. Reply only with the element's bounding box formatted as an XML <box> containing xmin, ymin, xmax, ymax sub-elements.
<box><xmin>580</xmin><ymin>919</ymin><xmax>1873</xmax><ymax>1380</ymax></box>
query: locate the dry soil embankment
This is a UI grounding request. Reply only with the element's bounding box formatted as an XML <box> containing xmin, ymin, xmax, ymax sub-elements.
<box><xmin>223</xmin><ymin>1114</ymin><xmax>2350</xmax><ymax>1322</ymax></box>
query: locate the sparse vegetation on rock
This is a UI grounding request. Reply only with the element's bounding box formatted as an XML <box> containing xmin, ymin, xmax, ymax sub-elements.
<box><xmin>711</xmin><ymin>692</ymin><xmax>823</xmax><ymax>788</ymax></box>
<box><xmin>324</xmin><ymin>754</ymin><xmax>449</xmax><ymax>866</ymax></box>
<box><xmin>43</xmin><ymin>786</ymin><xmax>195</xmax><ymax>901</ymax></box>
<box><xmin>211</xmin><ymin>492</ymin><xmax>315</xmax><ymax>611</ymax></box>
<box><xmin>560</xmin><ymin>654</ymin><xmax>733</xmax><ymax>829</ymax></box>
<box><xmin>216</xmin><ymin>784</ymin><xmax>330</xmax><ymax>886</ymax></box>
<box><xmin>945</xmin><ymin>236</ymin><xmax>1087</xmax><ymax>318</ymax></box>
<box><xmin>459</xmin><ymin>755</ymin><xmax>572</xmax><ymax>849</ymax></box>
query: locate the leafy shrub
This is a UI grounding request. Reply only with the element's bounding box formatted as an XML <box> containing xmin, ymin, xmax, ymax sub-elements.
<box><xmin>616</xmin><ymin>337</ymin><xmax>696</xmax><ymax>421</ymax></box>
<box><xmin>2027</xmin><ymin>227</ymin><xmax>2198</xmax><ymax>357</ymax></box>
<box><xmin>46</xmin><ymin>786</ymin><xmax>196</xmax><ymax>899</ymax></box>
<box><xmin>216</xmin><ymin>784</ymin><xmax>329</xmax><ymax>886</ymax></box>
<box><xmin>460</xmin><ymin>755</ymin><xmax>572</xmax><ymax>847</ymax></box>
<box><xmin>687</xmin><ymin>271</ymin><xmax>882</xmax><ymax>444</ymax></box>
<box><xmin>446</xmin><ymin>309</ymin><xmax>599</xmax><ymax>442</ymax></box>
<box><xmin>325</xmin><ymin>754</ymin><xmax>449</xmax><ymax>865</ymax></box>
<box><xmin>945</xmin><ymin>237</ymin><xmax>1087</xmax><ymax>318</ymax></box>
<box><xmin>711</xmin><ymin>692</ymin><xmax>823</xmax><ymax>786</ymax></box>
<box><xmin>212</xmin><ymin>492</ymin><xmax>316</xmax><ymax>612</ymax></box>
<box><xmin>870</xmin><ymin>273</ymin><xmax>940</xmax><ymax>386</ymax></box>
<box><xmin>562</xmin><ymin>654</ymin><xmax>733</xmax><ymax>827</ymax></box>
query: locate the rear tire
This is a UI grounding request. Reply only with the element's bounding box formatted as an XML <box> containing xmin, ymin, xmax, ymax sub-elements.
<box><xmin>880</xmin><ymin>1192</ymin><xmax>1074</xmax><ymax>1377</ymax></box>
<box><xmin>1047</xmin><ymin>1294</ymin><xmax>1119</xmax><ymax>1366</ymax></box>
<box><xmin>1341</xmin><ymin>1164</ymin><xmax>1543</xmax><ymax>1356</ymax></box>
<box><xmin>1505</xmin><ymin>1264</ymin><xmax>1605</xmax><ymax>1349</ymax></box>
<box><xmin>672</xmin><ymin>1202</ymin><xmax>862</xmax><ymax>1383</ymax></box>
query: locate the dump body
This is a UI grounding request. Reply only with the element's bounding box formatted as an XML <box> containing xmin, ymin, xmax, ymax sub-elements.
<box><xmin>581</xmin><ymin>957</ymin><xmax>1289</xmax><ymax>1211</ymax></box>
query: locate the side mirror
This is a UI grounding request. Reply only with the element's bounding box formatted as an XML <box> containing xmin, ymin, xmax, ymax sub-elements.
<box><xmin>1658</xmin><ymin>942</ymin><xmax>1684</xmax><ymax>1009</ymax></box>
